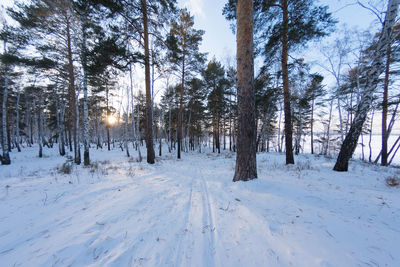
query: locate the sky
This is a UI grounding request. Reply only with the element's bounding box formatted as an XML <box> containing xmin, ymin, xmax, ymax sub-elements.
<box><xmin>178</xmin><ymin>0</ymin><xmax>236</xmax><ymax>65</ymax></box>
<box><xmin>178</xmin><ymin>0</ymin><xmax>382</xmax><ymax>64</ymax></box>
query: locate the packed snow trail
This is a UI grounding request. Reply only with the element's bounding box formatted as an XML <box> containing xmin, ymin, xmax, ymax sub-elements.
<box><xmin>0</xmin><ymin>146</ymin><xmax>400</xmax><ymax>266</ymax></box>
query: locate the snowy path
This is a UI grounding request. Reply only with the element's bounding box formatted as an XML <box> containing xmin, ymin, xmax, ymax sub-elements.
<box><xmin>0</xmin><ymin>147</ymin><xmax>400</xmax><ymax>266</ymax></box>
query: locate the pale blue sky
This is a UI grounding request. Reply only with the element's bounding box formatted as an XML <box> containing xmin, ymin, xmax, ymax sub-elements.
<box><xmin>179</xmin><ymin>0</ymin><xmax>381</xmax><ymax>63</ymax></box>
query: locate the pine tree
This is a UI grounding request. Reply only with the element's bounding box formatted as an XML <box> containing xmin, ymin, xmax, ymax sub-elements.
<box><xmin>307</xmin><ymin>74</ymin><xmax>325</xmax><ymax>155</ymax></box>
<box><xmin>232</xmin><ymin>0</ymin><xmax>257</xmax><ymax>182</ymax></box>
<box><xmin>186</xmin><ymin>78</ymin><xmax>206</xmax><ymax>151</ymax></box>
<box><xmin>166</xmin><ymin>8</ymin><xmax>206</xmax><ymax>159</ymax></box>
<box><xmin>93</xmin><ymin>0</ymin><xmax>177</xmax><ymax>164</ymax></box>
<box><xmin>224</xmin><ymin>0</ymin><xmax>335</xmax><ymax>164</ymax></box>
<box><xmin>0</xmin><ymin>22</ymin><xmax>28</xmax><ymax>164</ymax></box>
<box><xmin>203</xmin><ymin>59</ymin><xmax>227</xmax><ymax>154</ymax></box>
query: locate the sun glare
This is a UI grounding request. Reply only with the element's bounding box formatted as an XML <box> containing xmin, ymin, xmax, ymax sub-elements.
<box><xmin>107</xmin><ymin>115</ymin><xmax>117</xmax><ymax>125</ymax></box>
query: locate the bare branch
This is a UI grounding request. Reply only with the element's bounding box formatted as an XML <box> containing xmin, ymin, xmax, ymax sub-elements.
<box><xmin>357</xmin><ymin>0</ymin><xmax>384</xmax><ymax>25</ymax></box>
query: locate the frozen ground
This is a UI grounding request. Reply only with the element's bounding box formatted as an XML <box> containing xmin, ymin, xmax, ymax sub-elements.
<box><xmin>0</xmin><ymin>145</ymin><xmax>400</xmax><ymax>266</ymax></box>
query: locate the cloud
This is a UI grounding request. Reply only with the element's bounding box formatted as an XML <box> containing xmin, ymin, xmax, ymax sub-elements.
<box><xmin>184</xmin><ymin>0</ymin><xmax>205</xmax><ymax>19</ymax></box>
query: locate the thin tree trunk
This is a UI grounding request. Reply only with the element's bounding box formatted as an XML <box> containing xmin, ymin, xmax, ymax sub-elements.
<box><xmin>75</xmin><ymin>88</ymin><xmax>81</xmax><ymax>165</ymax></box>
<box><xmin>178</xmin><ymin>55</ymin><xmax>185</xmax><ymax>159</ymax></box>
<box><xmin>374</xmin><ymin>101</ymin><xmax>399</xmax><ymax>163</ymax></box>
<box><xmin>388</xmin><ymin>140</ymin><xmax>400</xmax><ymax>165</ymax></box>
<box><xmin>311</xmin><ymin>98</ymin><xmax>314</xmax><ymax>154</ymax></box>
<box><xmin>137</xmin><ymin>102</ymin><xmax>142</xmax><ymax>162</ymax></box>
<box><xmin>66</xmin><ymin>18</ymin><xmax>77</xmax><ymax>164</ymax></box>
<box><xmin>1</xmin><ymin>38</ymin><xmax>10</xmax><ymax>164</ymax></box>
<box><xmin>233</xmin><ymin>0</ymin><xmax>257</xmax><ymax>182</ymax></box>
<box><xmin>337</xmin><ymin>96</ymin><xmax>344</xmax><ymax>143</ymax></box>
<box><xmin>229</xmin><ymin>94</ymin><xmax>232</xmax><ymax>151</ymax></box>
<box><xmin>36</xmin><ymin>97</ymin><xmax>43</xmax><ymax>158</ymax></box>
<box><xmin>325</xmin><ymin>98</ymin><xmax>334</xmax><ymax>155</ymax></box>
<box><xmin>381</xmin><ymin>44</ymin><xmax>391</xmax><ymax>166</ymax></box>
<box><xmin>388</xmin><ymin>135</ymin><xmax>400</xmax><ymax>157</ymax></box>
<box><xmin>124</xmin><ymin>89</ymin><xmax>130</xmax><ymax>157</ymax></box>
<box><xmin>59</xmin><ymin>99</ymin><xmax>66</xmax><ymax>156</ymax></box>
<box><xmin>26</xmin><ymin>102</ymin><xmax>32</xmax><ymax>147</ymax></box>
<box><xmin>361</xmin><ymin>133</ymin><xmax>365</xmax><ymax>161</ymax></box>
<box><xmin>368</xmin><ymin>110</ymin><xmax>374</xmax><ymax>162</ymax></box>
<box><xmin>129</xmin><ymin>64</ymin><xmax>137</xmax><ymax>153</ymax></box>
<box><xmin>15</xmin><ymin>86</ymin><xmax>21</xmax><ymax>152</ymax></box>
<box><xmin>168</xmin><ymin>102</ymin><xmax>172</xmax><ymax>152</ymax></box>
<box><xmin>81</xmin><ymin>13</ymin><xmax>90</xmax><ymax>166</ymax></box>
<box><xmin>187</xmin><ymin>109</ymin><xmax>191</xmax><ymax>153</ymax></box>
<box><xmin>277</xmin><ymin>101</ymin><xmax>282</xmax><ymax>152</ymax></box>
<box><xmin>106</xmin><ymin>87</ymin><xmax>110</xmax><ymax>151</ymax></box>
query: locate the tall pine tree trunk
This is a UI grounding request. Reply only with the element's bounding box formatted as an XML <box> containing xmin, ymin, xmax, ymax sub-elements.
<box><xmin>233</xmin><ymin>0</ymin><xmax>257</xmax><ymax>182</ymax></box>
<box><xmin>142</xmin><ymin>0</ymin><xmax>155</xmax><ymax>164</ymax></box>
<box><xmin>333</xmin><ymin>0</ymin><xmax>399</xmax><ymax>171</ymax></box>
<box><xmin>281</xmin><ymin>0</ymin><xmax>294</xmax><ymax>164</ymax></box>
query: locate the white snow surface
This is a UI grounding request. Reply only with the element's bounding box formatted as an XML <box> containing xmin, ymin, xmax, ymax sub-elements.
<box><xmin>0</xmin><ymin>146</ymin><xmax>399</xmax><ymax>267</ymax></box>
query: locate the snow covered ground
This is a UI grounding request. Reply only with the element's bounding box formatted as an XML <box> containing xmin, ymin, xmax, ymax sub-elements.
<box><xmin>0</xmin><ymin>146</ymin><xmax>399</xmax><ymax>266</ymax></box>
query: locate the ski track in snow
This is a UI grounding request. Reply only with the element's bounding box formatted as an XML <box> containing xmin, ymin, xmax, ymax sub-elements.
<box><xmin>0</xmin><ymin>146</ymin><xmax>400</xmax><ymax>266</ymax></box>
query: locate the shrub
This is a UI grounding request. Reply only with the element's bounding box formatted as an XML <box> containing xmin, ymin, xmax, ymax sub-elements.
<box><xmin>59</xmin><ymin>162</ymin><xmax>73</xmax><ymax>174</ymax></box>
<box><xmin>385</xmin><ymin>175</ymin><xmax>400</xmax><ymax>187</ymax></box>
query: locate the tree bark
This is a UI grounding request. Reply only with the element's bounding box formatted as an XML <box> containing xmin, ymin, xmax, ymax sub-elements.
<box><xmin>124</xmin><ymin>88</ymin><xmax>130</xmax><ymax>157</ymax></box>
<box><xmin>75</xmin><ymin>88</ymin><xmax>81</xmax><ymax>165</ymax></box>
<box><xmin>310</xmin><ymin>98</ymin><xmax>314</xmax><ymax>154</ymax></box>
<box><xmin>281</xmin><ymin>0</ymin><xmax>294</xmax><ymax>164</ymax></box>
<box><xmin>1</xmin><ymin>38</ymin><xmax>10</xmax><ymax>165</ymax></box>
<box><xmin>233</xmin><ymin>0</ymin><xmax>257</xmax><ymax>182</ymax></box>
<box><xmin>66</xmin><ymin>18</ymin><xmax>78</xmax><ymax>163</ymax></box>
<box><xmin>142</xmin><ymin>0</ymin><xmax>155</xmax><ymax>164</ymax></box>
<box><xmin>38</xmin><ymin>95</ymin><xmax>43</xmax><ymax>158</ymax></box>
<box><xmin>333</xmin><ymin>0</ymin><xmax>399</xmax><ymax>171</ymax></box>
<box><xmin>368</xmin><ymin>110</ymin><xmax>374</xmax><ymax>162</ymax></box>
<box><xmin>15</xmin><ymin>86</ymin><xmax>21</xmax><ymax>152</ymax></box>
<box><xmin>381</xmin><ymin>44</ymin><xmax>391</xmax><ymax>166</ymax></box>
<box><xmin>374</xmin><ymin>100</ymin><xmax>399</xmax><ymax>163</ymax></box>
<box><xmin>59</xmin><ymin>97</ymin><xmax>66</xmax><ymax>156</ymax></box>
<box><xmin>178</xmin><ymin>54</ymin><xmax>185</xmax><ymax>159</ymax></box>
<box><xmin>81</xmin><ymin>14</ymin><xmax>90</xmax><ymax>166</ymax></box>
<box><xmin>106</xmin><ymin>87</ymin><xmax>111</xmax><ymax>151</ymax></box>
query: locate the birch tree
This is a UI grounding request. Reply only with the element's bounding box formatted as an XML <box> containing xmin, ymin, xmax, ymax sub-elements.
<box><xmin>334</xmin><ymin>0</ymin><xmax>400</xmax><ymax>171</ymax></box>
